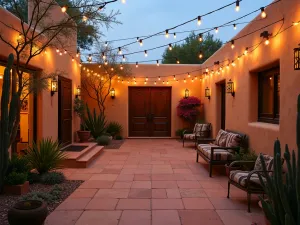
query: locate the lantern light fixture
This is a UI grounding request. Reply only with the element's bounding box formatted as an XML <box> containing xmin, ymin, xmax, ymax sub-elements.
<box><xmin>226</xmin><ymin>79</ymin><xmax>235</xmax><ymax>97</ymax></box>
<box><xmin>205</xmin><ymin>87</ymin><xmax>211</xmax><ymax>100</ymax></box>
<box><xmin>75</xmin><ymin>85</ymin><xmax>81</xmax><ymax>98</ymax></box>
<box><xmin>184</xmin><ymin>89</ymin><xmax>190</xmax><ymax>98</ymax></box>
<box><xmin>110</xmin><ymin>88</ymin><xmax>115</xmax><ymax>99</ymax></box>
<box><xmin>51</xmin><ymin>77</ymin><xmax>58</xmax><ymax>96</ymax></box>
<box><xmin>294</xmin><ymin>44</ymin><xmax>300</xmax><ymax>70</ymax></box>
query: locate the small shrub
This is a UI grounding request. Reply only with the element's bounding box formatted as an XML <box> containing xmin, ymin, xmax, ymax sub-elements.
<box><xmin>106</xmin><ymin>122</ymin><xmax>123</xmax><ymax>137</ymax></box>
<box><xmin>21</xmin><ymin>184</ymin><xmax>64</xmax><ymax>203</ymax></box>
<box><xmin>97</xmin><ymin>135</ymin><xmax>111</xmax><ymax>146</ymax></box>
<box><xmin>5</xmin><ymin>172</ymin><xmax>28</xmax><ymax>185</ymax></box>
<box><xmin>83</xmin><ymin>106</ymin><xmax>107</xmax><ymax>139</ymax></box>
<box><xmin>25</xmin><ymin>138</ymin><xmax>66</xmax><ymax>174</ymax></box>
<box><xmin>40</xmin><ymin>172</ymin><xmax>65</xmax><ymax>185</ymax></box>
<box><xmin>27</xmin><ymin>172</ymin><xmax>40</xmax><ymax>184</ymax></box>
<box><xmin>115</xmin><ymin>135</ymin><xmax>123</xmax><ymax>140</ymax></box>
<box><xmin>6</xmin><ymin>154</ymin><xmax>31</xmax><ymax>175</ymax></box>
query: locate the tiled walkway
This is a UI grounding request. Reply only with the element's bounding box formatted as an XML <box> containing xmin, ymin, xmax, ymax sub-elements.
<box><xmin>46</xmin><ymin>139</ymin><xmax>265</xmax><ymax>225</ymax></box>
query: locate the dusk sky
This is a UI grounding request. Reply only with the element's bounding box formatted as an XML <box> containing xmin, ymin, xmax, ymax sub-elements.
<box><xmin>98</xmin><ymin>0</ymin><xmax>273</xmax><ymax>64</ymax></box>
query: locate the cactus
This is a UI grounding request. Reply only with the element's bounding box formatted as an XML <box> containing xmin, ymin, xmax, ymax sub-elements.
<box><xmin>0</xmin><ymin>54</ymin><xmax>18</xmax><ymax>191</ymax></box>
<box><xmin>259</xmin><ymin>94</ymin><xmax>300</xmax><ymax>225</ymax></box>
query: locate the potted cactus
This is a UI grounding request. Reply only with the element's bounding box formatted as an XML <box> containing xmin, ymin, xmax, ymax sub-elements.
<box><xmin>259</xmin><ymin>94</ymin><xmax>300</xmax><ymax>225</ymax></box>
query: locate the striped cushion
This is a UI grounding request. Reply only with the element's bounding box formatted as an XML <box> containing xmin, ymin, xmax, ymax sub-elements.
<box><xmin>197</xmin><ymin>144</ymin><xmax>235</xmax><ymax>161</ymax></box>
<box><xmin>215</xmin><ymin>130</ymin><xmax>228</xmax><ymax>147</ymax></box>
<box><xmin>225</xmin><ymin>133</ymin><xmax>241</xmax><ymax>148</ymax></box>
<box><xmin>254</xmin><ymin>154</ymin><xmax>274</xmax><ymax>171</ymax></box>
<box><xmin>230</xmin><ymin>170</ymin><xmax>265</xmax><ymax>187</ymax></box>
<box><xmin>193</xmin><ymin>124</ymin><xmax>203</xmax><ymax>135</ymax></box>
<box><xmin>184</xmin><ymin>134</ymin><xmax>196</xmax><ymax>140</ymax></box>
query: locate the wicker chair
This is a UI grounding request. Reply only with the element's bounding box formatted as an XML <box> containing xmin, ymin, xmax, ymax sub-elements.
<box><xmin>227</xmin><ymin>154</ymin><xmax>277</xmax><ymax>213</ymax></box>
<box><xmin>182</xmin><ymin>123</ymin><xmax>211</xmax><ymax>149</ymax></box>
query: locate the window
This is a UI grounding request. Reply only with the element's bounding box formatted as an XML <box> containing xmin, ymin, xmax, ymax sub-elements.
<box><xmin>258</xmin><ymin>67</ymin><xmax>280</xmax><ymax>124</ymax></box>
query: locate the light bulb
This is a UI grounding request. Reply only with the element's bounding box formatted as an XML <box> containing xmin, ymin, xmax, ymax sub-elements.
<box><xmin>144</xmin><ymin>50</ymin><xmax>148</xmax><ymax>57</ymax></box>
<box><xmin>146</xmin><ymin>77</ymin><xmax>148</xmax><ymax>81</ymax></box>
<box><xmin>231</xmin><ymin>40</ymin><xmax>235</xmax><ymax>49</ymax></box>
<box><xmin>188</xmin><ymin>73</ymin><xmax>191</xmax><ymax>78</ymax></box>
<box><xmin>205</xmin><ymin>68</ymin><xmax>209</xmax><ymax>72</ymax></box>
<box><xmin>144</xmin><ymin>81</ymin><xmax>147</xmax><ymax>85</ymax></box>
<box><xmin>156</xmin><ymin>60</ymin><xmax>160</xmax><ymax>66</ymax></box>
<box><xmin>261</xmin><ymin>7</ymin><xmax>267</xmax><ymax>18</ymax></box>
<box><xmin>122</xmin><ymin>80</ymin><xmax>124</xmax><ymax>84</ymax></box>
<box><xmin>215</xmin><ymin>27</ymin><xmax>219</xmax><ymax>34</ymax></box>
<box><xmin>118</xmin><ymin>47</ymin><xmax>122</xmax><ymax>55</ymax></box>
<box><xmin>163</xmin><ymin>81</ymin><xmax>165</xmax><ymax>84</ymax></box>
<box><xmin>198</xmin><ymin>33</ymin><xmax>203</xmax><ymax>42</ymax></box>
<box><xmin>76</xmin><ymin>53</ymin><xmax>79</xmax><ymax>57</ymax></box>
<box><xmin>122</xmin><ymin>55</ymin><xmax>126</xmax><ymax>61</ymax></box>
<box><xmin>154</xmin><ymin>81</ymin><xmax>157</xmax><ymax>85</ymax></box>
<box><xmin>244</xmin><ymin>47</ymin><xmax>248</xmax><ymax>55</ymax></box>
<box><xmin>139</xmin><ymin>39</ymin><xmax>143</xmax><ymax>46</ymax></box>
<box><xmin>265</xmin><ymin>38</ymin><xmax>270</xmax><ymax>45</ymax></box>
<box><xmin>168</xmin><ymin>44</ymin><xmax>172</xmax><ymax>51</ymax></box>
<box><xmin>174</xmin><ymin>33</ymin><xmax>176</xmax><ymax>39</ymax></box>
<box><xmin>165</xmin><ymin>29</ymin><xmax>169</xmax><ymax>38</ymax></box>
<box><xmin>293</xmin><ymin>22</ymin><xmax>299</xmax><ymax>26</ymax></box>
<box><xmin>173</xmin><ymin>75</ymin><xmax>176</xmax><ymax>80</ymax></box>
<box><xmin>231</xmin><ymin>61</ymin><xmax>236</xmax><ymax>67</ymax></box>
<box><xmin>235</xmin><ymin>1</ymin><xmax>240</xmax><ymax>12</ymax></box>
<box><xmin>64</xmin><ymin>50</ymin><xmax>67</xmax><ymax>54</ymax></box>
<box><xmin>233</xmin><ymin>24</ymin><xmax>237</xmax><ymax>30</ymax></box>
<box><xmin>192</xmin><ymin>79</ymin><xmax>194</xmax><ymax>83</ymax></box>
<box><xmin>184</xmin><ymin>79</ymin><xmax>186</xmax><ymax>83</ymax></box>
<box><xmin>121</xmin><ymin>0</ymin><xmax>126</xmax><ymax>3</ymax></box>
<box><xmin>104</xmin><ymin>60</ymin><xmax>108</xmax><ymax>65</ymax></box>
<box><xmin>199</xmin><ymin>51</ymin><xmax>203</xmax><ymax>59</ymax></box>
<box><xmin>136</xmin><ymin>62</ymin><xmax>138</xmax><ymax>68</ymax></box>
<box><xmin>56</xmin><ymin>48</ymin><xmax>59</xmax><ymax>53</ymax></box>
<box><xmin>102</xmin><ymin>52</ymin><xmax>106</xmax><ymax>59</ymax></box>
<box><xmin>176</xmin><ymin>59</ymin><xmax>180</xmax><ymax>64</ymax></box>
<box><xmin>82</xmin><ymin>15</ymin><xmax>88</xmax><ymax>22</ymax></box>
<box><xmin>197</xmin><ymin>16</ymin><xmax>202</xmax><ymax>26</ymax></box>
<box><xmin>158</xmin><ymin>76</ymin><xmax>161</xmax><ymax>80</ymax></box>
<box><xmin>61</xmin><ymin>5</ymin><xmax>67</xmax><ymax>13</ymax></box>
<box><xmin>59</xmin><ymin>52</ymin><xmax>62</xmax><ymax>56</ymax></box>
<box><xmin>167</xmin><ymin>81</ymin><xmax>169</xmax><ymax>85</ymax></box>
<box><xmin>72</xmin><ymin>57</ymin><xmax>74</xmax><ymax>62</ymax></box>
<box><xmin>105</xmin><ymin>41</ymin><xmax>108</xmax><ymax>46</ymax></box>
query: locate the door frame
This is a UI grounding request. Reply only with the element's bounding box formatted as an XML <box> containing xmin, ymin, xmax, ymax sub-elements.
<box><xmin>216</xmin><ymin>81</ymin><xmax>226</xmax><ymax>131</ymax></box>
<box><xmin>128</xmin><ymin>86</ymin><xmax>172</xmax><ymax>138</ymax></box>
<box><xmin>58</xmin><ymin>76</ymin><xmax>73</xmax><ymax>145</ymax></box>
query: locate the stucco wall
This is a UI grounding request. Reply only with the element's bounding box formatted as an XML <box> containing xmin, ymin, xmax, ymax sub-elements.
<box><xmin>199</xmin><ymin>0</ymin><xmax>300</xmax><ymax>155</ymax></box>
<box><xmin>0</xmin><ymin>3</ymin><xmax>80</xmax><ymax>142</ymax></box>
<box><xmin>82</xmin><ymin>64</ymin><xmax>203</xmax><ymax>138</ymax></box>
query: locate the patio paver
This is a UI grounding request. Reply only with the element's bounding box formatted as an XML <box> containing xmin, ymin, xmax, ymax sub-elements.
<box><xmin>47</xmin><ymin>139</ymin><xmax>265</xmax><ymax>225</ymax></box>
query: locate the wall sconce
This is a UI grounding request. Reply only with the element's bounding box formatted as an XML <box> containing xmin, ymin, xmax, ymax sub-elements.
<box><xmin>205</xmin><ymin>87</ymin><xmax>211</xmax><ymax>100</ymax></box>
<box><xmin>294</xmin><ymin>44</ymin><xmax>300</xmax><ymax>70</ymax></box>
<box><xmin>75</xmin><ymin>85</ymin><xmax>81</xmax><ymax>98</ymax></box>
<box><xmin>51</xmin><ymin>77</ymin><xmax>58</xmax><ymax>96</ymax></box>
<box><xmin>184</xmin><ymin>89</ymin><xmax>190</xmax><ymax>98</ymax></box>
<box><xmin>110</xmin><ymin>88</ymin><xmax>115</xmax><ymax>99</ymax></box>
<box><xmin>226</xmin><ymin>79</ymin><xmax>235</xmax><ymax>97</ymax></box>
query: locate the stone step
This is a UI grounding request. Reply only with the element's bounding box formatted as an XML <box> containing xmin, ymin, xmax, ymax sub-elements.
<box><xmin>76</xmin><ymin>146</ymin><xmax>104</xmax><ymax>168</ymax></box>
<box><xmin>63</xmin><ymin>143</ymin><xmax>98</xmax><ymax>160</ymax></box>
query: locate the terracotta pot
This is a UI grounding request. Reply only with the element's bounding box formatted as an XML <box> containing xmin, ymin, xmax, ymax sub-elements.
<box><xmin>4</xmin><ymin>181</ymin><xmax>29</xmax><ymax>195</ymax></box>
<box><xmin>8</xmin><ymin>200</ymin><xmax>48</xmax><ymax>225</ymax></box>
<box><xmin>225</xmin><ymin>164</ymin><xmax>241</xmax><ymax>176</ymax></box>
<box><xmin>77</xmin><ymin>131</ymin><xmax>91</xmax><ymax>142</ymax></box>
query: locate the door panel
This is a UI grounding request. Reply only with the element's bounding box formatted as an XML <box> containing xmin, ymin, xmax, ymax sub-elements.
<box><xmin>221</xmin><ymin>83</ymin><xmax>226</xmax><ymax>130</ymax></box>
<box><xmin>58</xmin><ymin>77</ymin><xmax>72</xmax><ymax>145</ymax></box>
<box><xmin>129</xmin><ymin>87</ymin><xmax>171</xmax><ymax>137</ymax></box>
<box><xmin>149</xmin><ymin>87</ymin><xmax>171</xmax><ymax>137</ymax></box>
<box><xmin>129</xmin><ymin>87</ymin><xmax>150</xmax><ymax>137</ymax></box>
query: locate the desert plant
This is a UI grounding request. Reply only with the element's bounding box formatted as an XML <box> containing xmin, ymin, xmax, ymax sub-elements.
<box><xmin>97</xmin><ymin>136</ymin><xmax>111</xmax><ymax>146</ymax></box>
<box><xmin>83</xmin><ymin>105</ymin><xmax>107</xmax><ymax>139</ymax></box>
<box><xmin>27</xmin><ymin>172</ymin><xmax>41</xmax><ymax>184</ymax></box>
<box><xmin>5</xmin><ymin>172</ymin><xmax>28</xmax><ymax>185</ymax></box>
<box><xmin>0</xmin><ymin>54</ymin><xmax>19</xmax><ymax>190</ymax></box>
<box><xmin>176</xmin><ymin>128</ymin><xmax>191</xmax><ymax>139</ymax></box>
<box><xmin>40</xmin><ymin>172</ymin><xmax>65</xmax><ymax>185</ymax></box>
<box><xmin>259</xmin><ymin>94</ymin><xmax>300</xmax><ymax>225</ymax></box>
<box><xmin>25</xmin><ymin>138</ymin><xmax>66</xmax><ymax>174</ymax></box>
<box><xmin>115</xmin><ymin>135</ymin><xmax>123</xmax><ymax>140</ymax></box>
<box><xmin>6</xmin><ymin>154</ymin><xmax>31</xmax><ymax>175</ymax></box>
<box><xmin>21</xmin><ymin>185</ymin><xmax>63</xmax><ymax>203</ymax></box>
<box><xmin>106</xmin><ymin>122</ymin><xmax>123</xmax><ymax>137</ymax></box>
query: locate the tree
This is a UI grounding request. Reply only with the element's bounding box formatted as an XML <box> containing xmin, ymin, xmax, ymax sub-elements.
<box><xmin>0</xmin><ymin>0</ymin><xmax>120</xmax><ymax>154</ymax></box>
<box><xmin>0</xmin><ymin>0</ymin><xmax>120</xmax><ymax>50</ymax></box>
<box><xmin>162</xmin><ymin>33</ymin><xmax>222</xmax><ymax>64</ymax></box>
<box><xmin>81</xmin><ymin>45</ymin><xmax>132</xmax><ymax>114</ymax></box>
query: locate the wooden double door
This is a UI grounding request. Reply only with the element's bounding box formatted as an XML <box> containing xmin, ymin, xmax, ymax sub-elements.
<box><xmin>129</xmin><ymin>87</ymin><xmax>171</xmax><ymax>137</ymax></box>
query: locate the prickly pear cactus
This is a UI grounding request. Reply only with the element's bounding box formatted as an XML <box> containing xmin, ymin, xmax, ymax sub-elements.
<box><xmin>259</xmin><ymin>94</ymin><xmax>300</xmax><ymax>225</ymax></box>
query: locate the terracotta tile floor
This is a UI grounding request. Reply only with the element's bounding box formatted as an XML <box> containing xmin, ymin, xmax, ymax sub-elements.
<box><xmin>46</xmin><ymin>139</ymin><xmax>265</xmax><ymax>225</ymax></box>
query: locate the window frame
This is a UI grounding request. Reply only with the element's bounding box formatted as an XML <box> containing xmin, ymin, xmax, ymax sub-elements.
<box><xmin>258</xmin><ymin>66</ymin><xmax>280</xmax><ymax>124</ymax></box>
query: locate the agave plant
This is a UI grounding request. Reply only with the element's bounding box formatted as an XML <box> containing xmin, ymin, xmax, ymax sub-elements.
<box><xmin>259</xmin><ymin>94</ymin><xmax>300</xmax><ymax>225</ymax></box>
<box><xmin>25</xmin><ymin>138</ymin><xmax>66</xmax><ymax>174</ymax></box>
<box><xmin>106</xmin><ymin>122</ymin><xmax>123</xmax><ymax>137</ymax></box>
<box><xmin>83</xmin><ymin>105</ymin><xmax>107</xmax><ymax>139</ymax></box>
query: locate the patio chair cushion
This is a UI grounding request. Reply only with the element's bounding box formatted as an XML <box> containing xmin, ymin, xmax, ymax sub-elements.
<box><xmin>184</xmin><ymin>133</ymin><xmax>196</xmax><ymax>140</ymax></box>
<box><xmin>254</xmin><ymin>154</ymin><xmax>274</xmax><ymax>171</ymax></box>
<box><xmin>197</xmin><ymin>144</ymin><xmax>236</xmax><ymax>161</ymax></box>
<box><xmin>225</xmin><ymin>132</ymin><xmax>242</xmax><ymax>149</ymax></box>
<box><xmin>229</xmin><ymin>170</ymin><xmax>265</xmax><ymax>187</ymax></box>
<box><xmin>215</xmin><ymin>129</ymin><xmax>228</xmax><ymax>147</ymax></box>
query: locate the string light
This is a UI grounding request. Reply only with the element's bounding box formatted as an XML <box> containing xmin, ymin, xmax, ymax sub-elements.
<box><xmin>64</xmin><ymin>49</ymin><xmax>67</xmax><ymax>54</ymax></box>
<box><xmin>167</xmin><ymin>81</ymin><xmax>169</xmax><ymax>85</ymax></box>
<box><xmin>104</xmin><ymin>60</ymin><xmax>108</xmax><ymax>65</ymax></box>
<box><xmin>122</xmin><ymin>55</ymin><xmax>126</xmax><ymax>61</ymax></box>
<box><xmin>173</xmin><ymin>75</ymin><xmax>176</xmax><ymax>80</ymax></box>
<box><xmin>56</xmin><ymin>48</ymin><xmax>59</xmax><ymax>53</ymax></box>
<box><xmin>154</xmin><ymin>81</ymin><xmax>157</xmax><ymax>85</ymax></box>
<box><xmin>163</xmin><ymin>81</ymin><xmax>165</xmax><ymax>84</ymax></box>
<box><xmin>192</xmin><ymin>79</ymin><xmax>194</xmax><ymax>82</ymax></box>
<box><xmin>165</xmin><ymin>29</ymin><xmax>169</xmax><ymax>38</ymax></box>
<box><xmin>157</xmin><ymin>60</ymin><xmax>160</xmax><ymax>66</ymax></box>
<box><xmin>244</xmin><ymin>47</ymin><xmax>249</xmax><ymax>55</ymax></box>
<box><xmin>176</xmin><ymin>58</ymin><xmax>180</xmax><ymax>64</ymax></box>
<box><xmin>168</xmin><ymin>44</ymin><xmax>173</xmax><ymax>51</ymax></box>
<box><xmin>188</xmin><ymin>73</ymin><xmax>191</xmax><ymax>78</ymax></box>
<box><xmin>231</xmin><ymin>61</ymin><xmax>236</xmax><ymax>67</ymax></box>
<box><xmin>233</xmin><ymin>24</ymin><xmax>237</xmax><ymax>30</ymax></box>
<box><xmin>102</xmin><ymin>52</ymin><xmax>106</xmax><ymax>60</ymax></box>
<box><xmin>235</xmin><ymin>0</ymin><xmax>240</xmax><ymax>12</ymax></box>
<box><xmin>264</xmin><ymin>37</ymin><xmax>270</xmax><ymax>45</ymax></box>
<box><xmin>139</xmin><ymin>39</ymin><xmax>143</xmax><ymax>46</ymax></box>
<box><xmin>105</xmin><ymin>41</ymin><xmax>108</xmax><ymax>46</ymax></box>
<box><xmin>184</xmin><ymin>79</ymin><xmax>186</xmax><ymax>83</ymax></box>
<box><xmin>120</xmin><ymin>63</ymin><xmax>123</xmax><ymax>70</ymax></box>
<box><xmin>59</xmin><ymin>52</ymin><xmax>62</xmax><ymax>56</ymax></box>
<box><xmin>72</xmin><ymin>57</ymin><xmax>74</xmax><ymax>62</ymax></box>
<box><xmin>199</xmin><ymin>51</ymin><xmax>203</xmax><ymax>59</ymax></box>
<box><xmin>118</xmin><ymin>47</ymin><xmax>122</xmax><ymax>55</ymax></box>
<box><xmin>82</xmin><ymin>15</ymin><xmax>88</xmax><ymax>22</ymax></box>
<box><xmin>174</xmin><ymin>33</ymin><xmax>177</xmax><ymax>39</ymax></box>
<box><xmin>198</xmin><ymin>33</ymin><xmax>203</xmax><ymax>42</ymax></box>
<box><xmin>122</xmin><ymin>80</ymin><xmax>124</xmax><ymax>84</ymax></box>
<box><xmin>136</xmin><ymin>62</ymin><xmax>139</xmax><ymax>68</ymax></box>
<box><xmin>61</xmin><ymin>5</ymin><xmax>68</xmax><ymax>13</ymax></box>
<box><xmin>261</xmin><ymin>7</ymin><xmax>267</xmax><ymax>18</ymax></box>
<box><xmin>293</xmin><ymin>21</ymin><xmax>299</xmax><ymax>26</ymax></box>
<box><xmin>231</xmin><ymin>40</ymin><xmax>235</xmax><ymax>49</ymax></box>
<box><xmin>144</xmin><ymin>50</ymin><xmax>148</xmax><ymax>57</ymax></box>
<box><xmin>215</xmin><ymin>27</ymin><xmax>219</xmax><ymax>34</ymax></box>
<box><xmin>146</xmin><ymin>77</ymin><xmax>148</xmax><ymax>81</ymax></box>
<box><xmin>197</xmin><ymin>16</ymin><xmax>202</xmax><ymax>26</ymax></box>
<box><xmin>121</xmin><ymin>0</ymin><xmax>126</xmax><ymax>4</ymax></box>
<box><xmin>158</xmin><ymin>76</ymin><xmax>161</xmax><ymax>80</ymax></box>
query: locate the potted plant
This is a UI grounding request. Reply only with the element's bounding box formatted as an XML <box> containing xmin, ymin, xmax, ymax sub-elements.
<box><xmin>8</xmin><ymin>200</ymin><xmax>48</xmax><ymax>225</ymax></box>
<box><xmin>106</xmin><ymin>121</ymin><xmax>123</xmax><ymax>139</ymax></box>
<box><xmin>74</xmin><ymin>98</ymin><xmax>90</xmax><ymax>142</ymax></box>
<box><xmin>177</xmin><ymin>97</ymin><xmax>201</xmax><ymax>127</ymax></box>
<box><xmin>4</xmin><ymin>171</ymin><xmax>29</xmax><ymax>195</ymax></box>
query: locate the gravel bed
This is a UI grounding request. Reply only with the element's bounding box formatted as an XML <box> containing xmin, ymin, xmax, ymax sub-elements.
<box><xmin>0</xmin><ymin>180</ymin><xmax>83</xmax><ymax>225</ymax></box>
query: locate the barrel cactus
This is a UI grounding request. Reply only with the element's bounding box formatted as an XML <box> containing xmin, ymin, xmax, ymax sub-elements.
<box><xmin>0</xmin><ymin>54</ymin><xmax>18</xmax><ymax>191</ymax></box>
<box><xmin>259</xmin><ymin>94</ymin><xmax>300</xmax><ymax>225</ymax></box>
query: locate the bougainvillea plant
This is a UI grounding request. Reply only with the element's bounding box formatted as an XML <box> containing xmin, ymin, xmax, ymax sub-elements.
<box><xmin>177</xmin><ymin>96</ymin><xmax>201</xmax><ymax>121</ymax></box>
